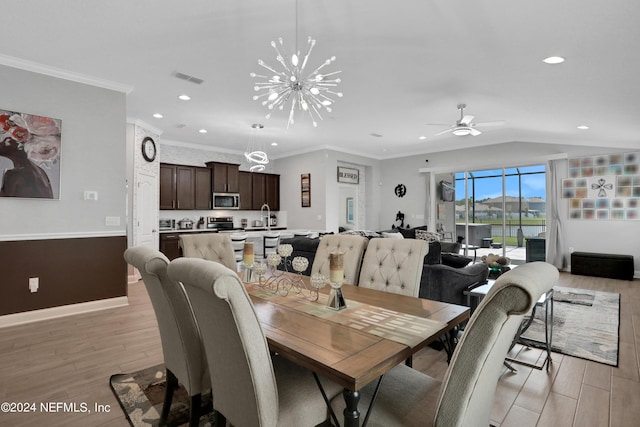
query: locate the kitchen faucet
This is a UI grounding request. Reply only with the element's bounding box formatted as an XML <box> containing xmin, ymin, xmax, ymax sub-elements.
<box><xmin>261</xmin><ymin>203</ymin><xmax>271</xmax><ymax>231</ymax></box>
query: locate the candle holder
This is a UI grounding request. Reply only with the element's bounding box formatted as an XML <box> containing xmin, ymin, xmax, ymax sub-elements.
<box><xmin>327</xmin><ymin>252</ymin><xmax>347</xmax><ymax>310</ymax></box>
<box><xmin>327</xmin><ymin>280</ymin><xmax>347</xmax><ymax>310</ymax></box>
<box><xmin>242</xmin><ymin>242</ymin><xmax>256</xmax><ymax>283</ymax></box>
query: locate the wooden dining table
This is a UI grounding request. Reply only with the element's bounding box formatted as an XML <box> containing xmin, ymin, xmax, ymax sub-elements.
<box><xmin>243</xmin><ymin>272</ymin><xmax>470</xmax><ymax>427</ymax></box>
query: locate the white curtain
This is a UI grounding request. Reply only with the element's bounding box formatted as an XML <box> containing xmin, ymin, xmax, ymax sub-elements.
<box><xmin>546</xmin><ymin>159</ymin><xmax>565</xmax><ymax>269</ymax></box>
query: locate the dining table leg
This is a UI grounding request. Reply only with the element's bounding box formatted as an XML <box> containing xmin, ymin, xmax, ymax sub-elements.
<box><xmin>343</xmin><ymin>388</ymin><xmax>361</xmax><ymax>427</ymax></box>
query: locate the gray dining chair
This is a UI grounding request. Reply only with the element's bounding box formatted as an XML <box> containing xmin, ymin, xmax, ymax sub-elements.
<box><xmin>311</xmin><ymin>234</ymin><xmax>369</xmax><ymax>285</ymax></box>
<box><xmin>179</xmin><ymin>233</ymin><xmax>236</xmax><ymax>271</ymax></box>
<box><xmin>167</xmin><ymin>257</ymin><xmax>342</xmax><ymax>427</ymax></box>
<box><xmin>358</xmin><ymin>238</ymin><xmax>429</xmax><ymax>297</ymax></box>
<box><xmin>123</xmin><ymin>246</ymin><xmax>210</xmax><ymax>427</ymax></box>
<box><xmin>333</xmin><ymin>261</ymin><xmax>559</xmax><ymax>427</ymax></box>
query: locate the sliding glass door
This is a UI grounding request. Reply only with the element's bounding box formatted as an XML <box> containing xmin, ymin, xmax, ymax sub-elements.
<box><xmin>455</xmin><ymin>165</ymin><xmax>546</xmax><ymax>264</ymax></box>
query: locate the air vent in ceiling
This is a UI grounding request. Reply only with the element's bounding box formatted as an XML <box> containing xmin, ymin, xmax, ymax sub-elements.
<box><xmin>369</xmin><ymin>133</ymin><xmax>383</xmax><ymax>138</ymax></box>
<box><xmin>176</xmin><ymin>123</ymin><xmax>187</xmax><ymax>128</ymax></box>
<box><xmin>174</xmin><ymin>72</ymin><xmax>204</xmax><ymax>85</ymax></box>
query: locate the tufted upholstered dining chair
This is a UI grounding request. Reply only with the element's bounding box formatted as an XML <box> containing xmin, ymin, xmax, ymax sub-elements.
<box><xmin>123</xmin><ymin>246</ymin><xmax>210</xmax><ymax>427</ymax></box>
<box><xmin>311</xmin><ymin>234</ymin><xmax>369</xmax><ymax>285</ymax></box>
<box><xmin>179</xmin><ymin>233</ymin><xmax>236</xmax><ymax>271</ymax></box>
<box><xmin>358</xmin><ymin>238</ymin><xmax>429</xmax><ymax>297</ymax></box>
<box><xmin>333</xmin><ymin>261</ymin><xmax>558</xmax><ymax>427</ymax></box>
<box><xmin>167</xmin><ymin>257</ymin><xmax>342</xmax><ymax>427</ymax></box>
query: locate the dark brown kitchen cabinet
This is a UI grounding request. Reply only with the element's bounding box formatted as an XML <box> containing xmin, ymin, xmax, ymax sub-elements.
<box><xmin>159</xmin><ymin>163</ymin><xmax>177</xmax><ymax>210</ymax></box>
<box><xmin>238</xmin><ymin>171</ymin><xmax>253</xmax><ymax>210</ymax></box>
<box><xmin>251</xmin><ymin>172</ymin><xmax>266</xmax><ymax>208</ymax></box>
<box><xmin>159</xmin><ymin>233</ymin><xmax>181</xmax><ymax>260</ymax></box>
<box><xmin>175</xmin><ymin>166</ymin><xmax>195</xmax><ymax>210</ymax></box>
<box><xmin>160</xmin><ymin>163</ymin><xmax>211</xmax><ymax>210</ymax></box>
<box><xmin>265</xmin><ymin>173</ymin><xmax>280</xmax><ymax>211</ymax></box>
<box><xmin>194</xmin><ymin>167</ymin><xmax>212</xmax><ymax>210</ymax></box>
<box><xmin>160</xmin><ymin>163</ymin><xmax>195</xmax><ymax>210</ymax></box>
<box><xmin>206</xmin><ymin>161</ymin><xmax>239</xmax><ymax>193</ymax></box>
<box><xmin>251</xmin><ymin>172</ymin><xmax>280</xmax><ymax>211</ymax></box>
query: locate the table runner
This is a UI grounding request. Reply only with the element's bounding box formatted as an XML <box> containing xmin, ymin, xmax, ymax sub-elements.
<box><xmin>246</xmin><ymin>284</ymin><xmax>447</xmax><ymax>348</ymax></box>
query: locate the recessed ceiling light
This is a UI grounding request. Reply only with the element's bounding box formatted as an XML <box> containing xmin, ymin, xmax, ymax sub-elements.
<box><xmin>270</xmin><ymin>142</ymin><xmax>278</xmax><ymax>146</ymax></box>
<box><xmin>178</xmin><ymin>94</ymin><xmax>191</xmax><ymax>101</ymax></box>
<box><xmin>419</xmin><ymin>136</ymin><xmax>427</xmax><ymax>140</ymax></box>
<box><xmin>577</xmin><ymin>125</ymin><xmax>589</xmax><ymax>130</ymax></box>
<box><xmin>543</xmin><ymin>56</ymin><xmax>565</xmax><ymax>64</ymax></box>
<box><xmin>198</xmin><ymin>129</ymin><xmax>207</xmax><ymax>134</ymax></box>
<box><xmin>153</xmin><ymin>113</ymin><xmax>163</xmax><ymax>119</ymax></box>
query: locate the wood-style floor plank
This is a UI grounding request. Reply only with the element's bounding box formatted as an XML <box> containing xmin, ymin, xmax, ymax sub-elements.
<box><xmin>0</xmin><ymin>272</ymin><xmax>638</xmax><ymax>426</ymax></box>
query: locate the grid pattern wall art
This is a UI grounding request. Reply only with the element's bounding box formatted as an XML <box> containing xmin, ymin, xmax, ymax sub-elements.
<box><xmin>562</xmin><ymin>152</ymin><xmax>640</xmax><ymax>220</ymax></box>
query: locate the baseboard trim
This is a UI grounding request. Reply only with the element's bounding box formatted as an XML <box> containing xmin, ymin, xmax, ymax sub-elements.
<box><xmin>0</xmin><ymin>296</ymin><xmax>129</xmax><ymax>329</ymax></box>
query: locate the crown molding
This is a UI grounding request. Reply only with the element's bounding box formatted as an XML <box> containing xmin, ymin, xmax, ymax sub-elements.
<box><xmin>0</xmin><ymin>53</ymin><xmax>133</xmax><ymax>93</ymax></box>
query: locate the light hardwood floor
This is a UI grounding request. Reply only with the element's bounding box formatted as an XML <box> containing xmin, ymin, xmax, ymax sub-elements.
<box><xmin>0</xmin><ymin>272</ymin><xmax>638</xmax><ymax>426</ymax></box>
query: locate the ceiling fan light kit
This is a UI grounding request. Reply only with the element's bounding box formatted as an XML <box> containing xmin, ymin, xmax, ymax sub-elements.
<box><xmin>431</xmin><ymin>103</ymin><xmax>504</xmax><ymax>137</ymax></box>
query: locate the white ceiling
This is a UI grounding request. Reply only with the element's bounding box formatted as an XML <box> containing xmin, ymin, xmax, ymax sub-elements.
<box><xmin>1</xmin><ymin>0</ymin><xmax>639</xmax><ymax>160</ymax></box>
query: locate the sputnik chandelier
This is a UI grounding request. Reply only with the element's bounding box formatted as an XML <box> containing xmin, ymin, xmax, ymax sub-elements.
<box><xmin>245</xmin><ymin>123</ymin><xmax>269</xmax><ymax>172</ymax></box>
<box><xmin>250</xmin><ymin>1</ymin><xmax>342</xmax><ymax>128</ymax></box>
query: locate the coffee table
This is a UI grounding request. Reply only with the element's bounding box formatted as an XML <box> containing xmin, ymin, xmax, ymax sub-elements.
<box><xmin>465</xmin><ymin>279</ymin><xmax>554</xmax><ymax>370</ymax></box>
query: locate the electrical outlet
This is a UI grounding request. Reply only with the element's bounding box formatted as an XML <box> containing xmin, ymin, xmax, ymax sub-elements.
<box><xmin>29</xmin><ymin>277</ymin><xmax>39</xmax><ymax>293</ymax></box>
<box><xmin>569</xmin><ymin>247</ymin><xmax>574</xmax><ymax>253</ymax></box>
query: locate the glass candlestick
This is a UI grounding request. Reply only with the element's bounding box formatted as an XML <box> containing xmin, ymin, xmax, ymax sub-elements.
<box><xmin>327</xmin><ymin>252</ymin><xmax>347</xmax><ymax>310</ymax></box>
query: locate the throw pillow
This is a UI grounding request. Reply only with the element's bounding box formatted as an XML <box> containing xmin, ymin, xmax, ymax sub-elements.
<box><xmin>381</xmin><ymin>231</ymin><xmax>404</xmax><ymax>239</ymax></box>
<box><xmin>415</xmin><ymin>230</ymin><xmax>440</xmax><ymax>243</ymax></box>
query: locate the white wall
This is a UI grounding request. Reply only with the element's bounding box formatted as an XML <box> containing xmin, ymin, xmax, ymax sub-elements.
<box><xmin>381</xmin><ymin>141</ymin><xmax>640</xmax><ymax>275</ymax></box>
<box><xmin>0</xmin><ymin>65</ymin><xmax>126</xmax><ymax>239</ymax></box>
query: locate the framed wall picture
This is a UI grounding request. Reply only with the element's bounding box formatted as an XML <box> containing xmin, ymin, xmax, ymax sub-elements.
<box><xmin>301</xmin><ymin>173</ymin><xmax>311</xmax><ymax>207</ymax></box>
<box><xmin>337</xmin><ymin>166</ymin><xmax>359</xmax><ymax>184</ymax></box>
<box><xmin>0</xmin><ymin>108</ymin><xmax>62</xmax><ymax>199</ymax></box>
<box><xmin>346</xmin><ymin>197</ymin><xmax>354</xmax><ymax>223</ymax></box>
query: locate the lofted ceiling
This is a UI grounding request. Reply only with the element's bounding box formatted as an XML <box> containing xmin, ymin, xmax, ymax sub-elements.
<box><xmin>1</xmin><ymin>0</ymin><xmax>639</xmax><ymax>160</ymax></box>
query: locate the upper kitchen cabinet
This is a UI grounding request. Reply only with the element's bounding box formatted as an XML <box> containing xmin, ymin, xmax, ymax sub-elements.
<box><xmin>238</xmin><ymin>171</ymin><xmax>253</xmax><ymax>210</ymax></box>
<box><xmin>194</xmin><ymin>167</ymin><xmax>212</xmax><ymax>210</ymax></box>
<box><xmin>251</xmin><ymin>172</ymin><xmax>280</xmax><ymax>211</ymax></box>
<box><xmin>206</xmin><ymin>161</ymin><xmax>239</xmax><ymax>193</ymax></box>
<box><xmin>160</xmin><ymin>163</ymin><xmax>210</xmax><ymax>210</ymax></box>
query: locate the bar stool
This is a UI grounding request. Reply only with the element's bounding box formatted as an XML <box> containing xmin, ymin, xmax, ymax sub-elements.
<box><xmin>263</xmin><ymin>233</ymin><xmax>280</xmax><ymax>258</ymax></box>
<box><xmin>230</xmin><ymin>233</ymin><xmax>248</xmax><ymax>271</ymax></box>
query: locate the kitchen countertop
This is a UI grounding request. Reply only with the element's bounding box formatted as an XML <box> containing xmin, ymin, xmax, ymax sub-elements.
<box><xmin>159</xmin><ymin>227</ymin><xmax>288</xmax><ymax>234</ymax></box>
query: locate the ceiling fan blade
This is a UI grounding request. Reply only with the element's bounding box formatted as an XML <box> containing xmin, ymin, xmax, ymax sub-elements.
<box><xmin>469</xmin><ymin>128</ymin><xmax>482</xmax><ymax>136</ymax></box>
<box><xmin>460</xmin><ymin>115</ymin><xmax>474</xmax><ymax>125</ymax></box>
<box><xmin>475</xmin><ymin>120</ymin><xmax>506</xmax><ymax>127</ymax></box>
<box><xmin>435</xmin><ymin>128</ymin><xmax>453</xmax><ymax>136</ymax></box>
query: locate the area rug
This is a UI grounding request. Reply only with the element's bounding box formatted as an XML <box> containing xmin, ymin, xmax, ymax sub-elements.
<box><xmin>110</xmin><ymin>364</ymin><xmax>215</xmax><ymax>427</ymax></box>
<box><xmin>520</xmin><ymin>286</ymin><xmax>620</xmax><ymax>366</ymax></box>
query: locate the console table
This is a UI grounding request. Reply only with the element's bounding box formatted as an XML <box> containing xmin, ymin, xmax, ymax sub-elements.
<box><xmin>465</xmin><ymin>279</ymin><xmax>554</xmax><ymax>370</ymax></box>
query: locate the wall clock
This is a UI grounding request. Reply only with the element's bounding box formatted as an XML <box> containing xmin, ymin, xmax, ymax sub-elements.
<box><xmin>141</xmin><ymin>136</ymin><xmax>157</xmax><ymax>162</ymax></box>
<box><xmin>394</xmin><ymin>184</ymin><xmax>407</xmax><ymax>197</ymax></box>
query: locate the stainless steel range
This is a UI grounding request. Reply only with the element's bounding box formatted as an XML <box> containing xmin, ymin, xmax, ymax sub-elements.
<box><xmin>206</xmin><ymin>216</ymin><xmax>234</xmax><ymax>230</ymax></box>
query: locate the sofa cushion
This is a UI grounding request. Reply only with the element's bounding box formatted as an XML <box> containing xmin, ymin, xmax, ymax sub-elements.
<box><xmin>442</xmin><ymin>253</ymin><xmax>472</xmax><ymax>268</ymax></box>
<box><xmin>416</xmin><ymin>229</ymin><xmax>441</xmax><ymax>242</ymax></box>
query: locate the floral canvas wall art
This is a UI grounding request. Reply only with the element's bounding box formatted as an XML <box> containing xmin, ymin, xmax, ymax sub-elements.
<box><xmin>0</xmin><ymin>109</ymin><xmax>61</xmax><ymax>199</ymax></box>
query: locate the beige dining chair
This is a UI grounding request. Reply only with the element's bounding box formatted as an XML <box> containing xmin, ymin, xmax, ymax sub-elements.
<box><xmin>358</xmin><ymin>238</ymin><xmax>429</xmax><ymax>297</ymax></box>
<box><xmin>333</xmin><ymin>261</ymin><xmax>559</xmax><ymax>427</ymax></box>
<box><xmin>123</xmin><ymin>246</ymin><xmax>210</xmax><ymax>427</ymax></box>
<box><xmin>167</xmin><ymin>257</ymin><xmax>343</xmax><ymax>427</ymax></box>
<box><xmin>311</xmin><ymin>234</ymin><xmax>369</xmax><ymax>285</ymax></box>
<box><xmin>179</xmin><ymin>233</ymin><xmax>236</xmax><ymax>271</ymax></box>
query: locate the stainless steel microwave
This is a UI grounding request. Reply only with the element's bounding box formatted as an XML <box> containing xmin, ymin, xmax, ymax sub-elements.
<box><xmin>212</xmin><ymin>192</ymin><xmax>240</xmax><ymax>210</ymax></box>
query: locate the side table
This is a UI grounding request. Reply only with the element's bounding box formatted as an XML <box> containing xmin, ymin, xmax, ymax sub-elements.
<box><xmin>461</xmin><ymin>244</ymin><xmax>480</xmax><ymax>262</ymax></box>
<box><xmin>464</xmin><ymin>280</ymin><xmax>554</xmax><ymax>370</ymax></box>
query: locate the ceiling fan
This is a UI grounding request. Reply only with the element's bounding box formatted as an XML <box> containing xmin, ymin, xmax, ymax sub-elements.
<box><xmin>429</xmin><ymin>104</ymin><xmax>505</xmax><ymax>136</ymax></box>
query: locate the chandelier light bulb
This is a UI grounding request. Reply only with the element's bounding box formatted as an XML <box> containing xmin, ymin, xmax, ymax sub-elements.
<box><xmin>251</xmin><ymin>36</ymin><xmax>342</xmax><ymax>128</ymax></box>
